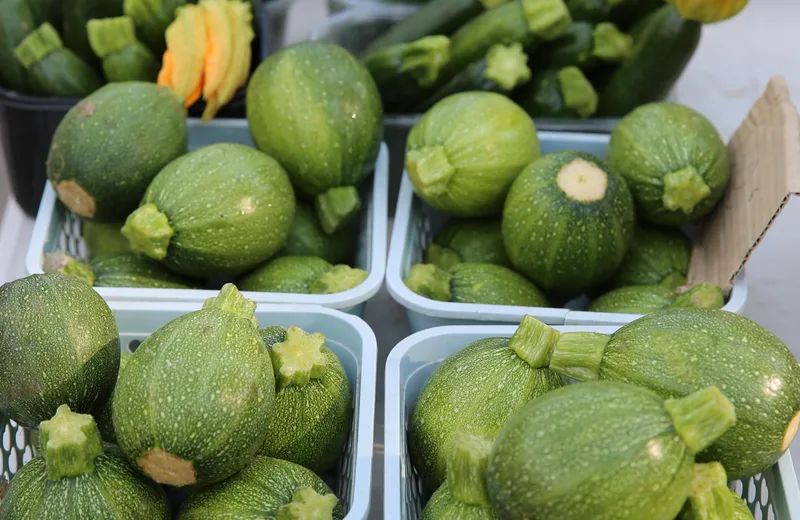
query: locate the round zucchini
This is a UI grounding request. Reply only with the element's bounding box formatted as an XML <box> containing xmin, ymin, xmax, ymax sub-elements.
<box><xmin>406</xmin><ymin>92</ymin><xmax>539</xmax><ymax>217</ymax></box>
<box><xmin>502</xmin><ymin>150</ymin><xmax>635</xmax><ymax>297</ymax></box>
<box><xmin>112</xmin><ymin>284</ymin><xmax>276</xmax><ymax>487</ymax></box>
<box><xmin>258</xmin><ymin>326</ymin><xmax>352</xmax><ymax>474</ymax></box>
<box><xmin>608</xmin><ymin>102</ymin><xmax>730</xmax><ymax>226</ymax></box>
<box><xmin>247</xmin><ymin>41</ymin><xmax>383</xmax><ymax>234</ymax></box>
<box><xmin>488</xmin><ymin>382</ymin><xmax>735</xmax><ymax>520</ymax></box>
<box><xmin>0</xmin><ymin>273</ymin><xmax>120</xmax><ymax>429</ymax></box>
<box><xmin>47</xmin><ymin>82</ymin><xmax>187</xmax><ymax>222</ymax></box>
<box><xmin>588</xmin><ymin>284</ymin><xmax>675</xmax><ymax>314</ymax></box>
<box><xmin>177</xmin><ymin>456</ymin><xmax>344</xmax><ymax>520</ymax></box>
<box><xmin>122</xmin><ymin>143</ymin><xmax>296</xmax><ymax>278</ymax></box>
<box><xmin>607</xmin><ymin>224</ymin><xmax>692</xmax><ymax>290</ymax></box>
<box><xmin>95</xmin><ymin>351</ymin><xmax>131</xmax><ymax>443</ymax></box>
<box><xmin>409</xmin><ymin>335</ymin><xmax>564</xmax><ymax>490</ymax></box>
<box><xmin>82</xmin><ymin>220</ymin><xmax>130</xmax><ymax>261</ymax></box>
<box><xmin>425</xmin><ymin>218</ymin><xmax>509</xmax><ymax>270</ymax></box>
<box><xmin>238</xmin><ymin>256</ymin><xmax>368</xmax><ymax>295</ymax></box>
<box><xmin>279</xmin><ymin>204</ymin><xmax>355</xmax><ymax>265</ymax></box>
<box><xmin>0</xmin><ymin>405</ymin><xmax>169</xmax><ymax>520</ymax></box>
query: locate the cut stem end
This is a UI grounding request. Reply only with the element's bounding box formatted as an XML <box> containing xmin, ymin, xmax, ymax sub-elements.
<box><xmin>121</xmin><ymin>203</ymin><xmax>174</xmax><ymax>261</ymax></box>
<box><xmin>270</xmin><ymin>326</ymin><xmax>328</xmax><ymax>388</ymax></box>
<box><xmin>592</xmin><ymin>22</ymin><xmax>633</xmax><ymax>62</ymax></box>
<box><xmin>308</xmin><ymin>265</ymin><xmax>368</xmax><ymax>294</ymax></box>
<box><xmin>406</xmin><ymin>146</ymin><xmax>456</xmax><ymax>198</ymax></box>
<box><xmin>522</xmin><ymin>0</ymin><xmax>572</xmax><ymax>40</ymax></box>
<box><xmin>447</xmin><ymin>432</ymin><xmax>493</xmax><ymax>506</ymax></box>
<box><xmin>509</xmin><ymin>315</ymin><xmax>561</xmax><ymax>368</ymax></box>
<box><xmin>42</xmin><ymin>252</ymin><xmax>96</xmax><ymax>286</ymax></box>
<box><xmin>398</xmin><ymin>36</ymin><xmax>452</xmax><ymax>87</ymax></box>
<box><xmin>404</xmin><ymin>264</ymin><xmax>452</xmax><ymax>302</ymax></box>
<box><xmin>424</xmin><ymin>243</ymin><xmax>462</xmax><ymax>271</ymax></box>
<box><xmin>315</xmin><ymin>186</ymin><xmax>361</xmax><ymax>235</ymax></box>
<box><xmin>39</xmin><ymin>405</ymin><xmax>104</xmax><ymax>480</ymax></box>
<box><xmin>203</xmin><ymin>283</ymin><xmax>258</xmax><ymax>327</ymax></box>
<box><xmin>549</xmin><ymin>332</ymin><xmax>610</xmax><ymax>381</ymax></box>
<box><xmin>485</xmin><ymin>43</ymin><xmax>532</xmax><ymax>91</ymax></box>
<box><xmin>275</xmin><ymin>487</ymin><xmax>338</xmax><ymax>520</ymax></box>
<box><xmin>665</xmin><ymin>386</ymin><xmax>736</xmax><ymax>455</ymax></box>
<box><xmin>138</xmin><ymin>449</ymin><xmax>197</xmax><ymax>487</ymax></box>
<box><xmin>662</xmin><ymin>166</ymin><xmax>711</xmax><ymax>215</ymax></box>
<box><xmin>556</xmin><ymin>158</ymin><xmax>608</xmax><ymax>202</ymax></box>
<box><xmin>558</xmin><ymin>67</ymin><xmax>598</xmax><ymax>119</ymax></box>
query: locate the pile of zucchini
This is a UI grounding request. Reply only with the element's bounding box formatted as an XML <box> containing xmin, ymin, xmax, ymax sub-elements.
<box><xmin>362</xmin><ymin>0</ymin><xmax>702</xmax><ymax>118</ymax></box>
<box><xmin>409</xmin><ymin>309</ymin><xmax>800</xmax><ymax>519</ymax></box>
<box><xmin>0</xmin><ymin>278</ymin><xmax>352</xmax><ymax>519</ymax></box>
<box><xmin>403</xmin><ymin>91</ymin><xmax>731</xmax><ymax>314</ymax></box>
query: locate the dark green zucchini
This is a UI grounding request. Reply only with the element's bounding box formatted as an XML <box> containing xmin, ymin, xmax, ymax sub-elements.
<box><xmin>0</xmin><ymin>0</ymin><xmax>36</xmax><ymax>92</ymax></box>
<box><xmin>363</xmin><ymin>0</ymin><xmax>508</xmax><ymax>57</ymax></box>
<box><xmin>609</xmin><ymin>0</ymin><xmax>665</xmax><ymax>30</ymax></box>
<box><xmin>87</xmin><ymin>16</ymin><xmax>159</xmax><ymax>82</ymax></box>
<box><xmin>14</xmin><ymin>23</ymin><xmax>103</xmax><ymax>97</ymax></box>
<box><xmin>124</xmin><ymin>0</ymin><xmax>190</xmax><ymax>55</ymax></box>
<box><xmin>513</xmin><ymin>66</ymin><xmax>598</xmax><ymax>118</ymax></box>
<box><xmin>28</xmin><ymin>0</ymin><xmax>62</xmax><ymax>26</ymax></box>
<box><xmin>597</xmin><ymin>4</ymin><xmax>701</xmax><ymax>117</ymax></box>
<box><xmin>62</xmin><ymin>0</ymin><xmax>124</xmax><ymax>69</ymax></box>
<box><xmin>564</xmin><ymin>0</ymin><xmax>611</xmax><ymax>22</ymax></box>
<box><xmin>538</xmin><ymin>21</ymin><xmax>632</xmax><ymax>71</ymax></box>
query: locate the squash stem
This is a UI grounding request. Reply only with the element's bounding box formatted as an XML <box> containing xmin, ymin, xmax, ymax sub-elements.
<box><xmin>484</xmin><ymin>43</ymin><xmax>531</xmax><ymax>91</ymax></box>
<box><xmin>508</xmin><ymin>315</ymin><xmax>561</xmax><ymax>369</ymax></box>
<box><xmin>365</xmin><ymin>36</ymin><xmax>452</xmax><ymax>88</ymax></box>
<box><xmin>39</xmin><ymin>405</ymin><xmax>104</xmax><ymax>480</ymax></box>
<box><xmin>670</xmin><ymin>283</ymin><xmax>725</xmax><ymax>310</ymax></box>
<box><xmin>271</xmin><ymin>326</ymin><xmax>328</xmax><ymax>389</ymax></box>
<box><xmin>424</xmin><ymin>243</ymin><xmax>462</xmax><ymax>271</ymax></box>
<box><xmin>87</xmin><ymin>16</ymin><xmax>138</xmax><ymax>59</ymax></box>
<box><xmin>662</xmin><ymin>166</ymin><xmax>711</xmax><ymax>214</ymax></box>
<box><xmin>549</xmin><ymin>332</ymin><xmax>610</xmax><ymax>380</ymax></box>
<box><xmin>522</xmin><ymin>0</ymin><xmax>572</xmax><ymax>40</ymax></box>
<box><xmin>404</xmin><ymin>264</ymin><xmax>452</xmax><ymax>302</ymax></box>
<box><xmin>14</xmin><ymin>23</ymin><xmax>63</xmax><ymax>69</ymax></box>
<box><xmin>121</xmin><ymin>203</ymin><xmax>174</xmax><ymax>261</ymax></box>
<box><xmin>665</xmin><ymin>386</ymin><xmax>736</xmax><ymax>455</ymax></box>
<box><xmin>446</xmin><ymin>432</ymin><xmax>493</xmax><ymax>506</ymax></box>
<box><xmin>203</xmin><ymin>283</ymin><xmax>258</xmax><ymax>328</ymax></box>
<box><xmin>591</xmin><ymin>23</ymin><xmax>633</xmax><ymax>62</ymax></box>
<box><xmin>275</xmin><ymin>487</ymin><xmax>338</xmax><ymax>520</ymax></box>
<box><xmin>42</xmin><ymin>252</ymin><xmax>96</xmax><ymax>286</ymax></box>
<box><xmin>660</xmin><ymin>271</ymin><xmax>688</xmax><ymax>291</ymax></box>
<box><xmin>679</xmin><ymin>462</ymin><xmax>735</xmax><ymax>520</ymax></box>
<box><xmin>309</xmin><ymin>265</ymin><xmax>368</xmax><ymax>294</ymax></box>
<box><xmin>407</xmin><ymin>146</ymin><xmax>456</xmax><ymax>199</ymax></box>
<box><xmin>315</xmin><ymin>186</ymin><xmax>361</xmax><ymax>235</ymax></box>
<box><xmin>558</xmin><ymin>67</ymin><xmax>598</xmax><ymax>119</ymax></box>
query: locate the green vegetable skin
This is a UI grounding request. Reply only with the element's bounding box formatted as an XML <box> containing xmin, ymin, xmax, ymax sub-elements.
<box><xmin>608</xmin><ymin>0</ymin><xmax>664</xmax><ymax>29</ymax></box>
<box><xmin>0</xmin><ymin>0</ymin><xmax>36</xmax><ymax>92</ymax></box>
<box><xmin>426</xmin><ymin>218</ymin><xmax>510</xmax><ymax>269</ymax></box>
<box><xmin>513</xmin><ymin>66</ymin><xmax>598</xmax><ymax>118</ymax></box>
<box><xmin>409</xmin><ymin>336</ymin><xmax>564</xmax><ymax>490</ymax></box>
<box><xmin>0</xmin><ymin>273</ymin><xmax>120</xmax><ymax>429</ymax></box>
<box><xmin>247</xmin><ymin>42</ymin><xmax>383</xmax><ymax>234</ymax></box>
<box><xmin>124</xmin><ymin>0</ymin><xmax>188</xmax><ymax>55</ymax></box>
<box><xmin>588</xmin><ymin>284</ymin><xmax>675</xmax><ymax>314</ymax></box>
<box><xmin>488</xmin><ymin>382</ymin><xmax>736</xmax><ymax>520</ymax></box>
<box><xmin>0</xmin><ymin>406</ymin><xmax>170</xmax><ymax>520</ymax></box>
<box><xmin>608</xmin><ymin>102</ymin><xmax>730</xmax><ymax>227</ymax></box>
<box><xmin>87</xmin><ymin>16</ymin><xmax>159</xmax><ymax>82</ymax></box>
<box><xmin>238</xmin><ymin>256</ymin><xmax>368</xmax><ymax>295</ymax></box>
<box><xmin>96</xmin><ymin>351</ymin><xmax>132</xmax><ymax>443</ymax></box>
<box><xmin>47</xmin><ymin>82</ymin><xmax>187</xmax><ymax>222</ymax></box>
<box><xmin>122</xmin><ymin>143</ymin><xmax>296</xmax><ymax>278</ymax></box>
<box><xmin>63</xmin><ymin>0</ymin><xmax>123</xmax><ymax>68</ymax></box>
<box><xmin>258</xmin><ymin>326</ymin><xmax>352</xmax><ymax>474</ymax></box>
<box><xmin>405</xmin><ymin>262</ymin><xmax>549</xmax><ymax>307</ymax></box>
<box><xmin>178</xmin><ymin>457</ymin><xmax>344</xmax><ymax>520</ymax></box>
<box><xmin>82</xmin><ymin>221</ymin><xmax>130</xmax><ymax>260</ymax></box>
<box><xmin>112</xmin><ymin>285</ymin><xmax>276</xmax><ymax>487</ymax></box>
<box><xmin>279</xmin><ymin>204</ymin><xmax>355</xmax><ymax>264</ymax></box>
<box><xmin>536</xmin><ymin>22</ymin><xmax>633</xmax><ymax>71</ymax></box>
<box><xmin>407</xmin><ymin>92</ymin><xmax>539</xmax><ymax>217</ymax></box>
<box><xmin>502</xmin><ymin>150</ymin><xmax>635</xmax><ymax>297</ymax></box>
<box><xmin>527</xmin><ymin>309</ymin><xmax>800</xmax><ymax>479</ymax></box>
<box><xmin>608</xmin><ymin>224</ymin><xmax>691</xmax><ymax>290</ymax></box>
<box><xmin>679</xmin><ymin>462</ymin><xmax>751</xmax><ymax>520</ymax></box>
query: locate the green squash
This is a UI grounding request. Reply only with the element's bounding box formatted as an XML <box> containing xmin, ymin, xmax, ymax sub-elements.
<box><xmin>82</xmin><ymin>220</ymin><xmax>130</xmax><ymax>261</ymax></box>
<box><xmin>0</xmin><ymin>406</ymin><xmax>169</xmax><ymax>520</ymax></box>
<box><xmin>62</xmin><ymin>0</ymin><xmax>123</xmax><ymax>68</ymax></box>
<box><xmin>607</xmin><ymin>224</ymin><xmax>692</xmax><ymax>290</ymax></box>
<box><xmin>258</xmin><ymin>326</ymin><xmax>352</xmax><ymax>474</ymax></box>
<box><xmin>123</xmin><ymin>0</ymin><xmax>187</xmax><ymax>56</ymax></box>
<box><xmin>678</xmin><ymin>462</ymin><xmax>753</xmax><ymax>520</ymax></box>
<box><xmin>588</xmin><ymin>284</ymin><xmax>675</xmax><ymax>314</ymax></box>
<box><xmin>517</xmin><ymin>309</ymin><xmax>800</xmax><ymax>479</ymax></box>
<box><xmin>86</xmin><ymin>16</ymin><xmax>159</xmax><ymax>83</ymax></box>
<box><xmin>178</xmin><ymin>456</ymin><xmax>343</xmax><ymax>520</ymax></box>
<box><xmin>488</xmin><ymin>382</ymin><xmax>735</xmax><ymax>520</ymax></box>
<box><xmin>670</xmin><ymin>283</ymin><xmax>725</xmax><ymax>310</ymax></box>
<box><xmin>502</xmin><ymin>150</ymin><xmax>635</xmax><ymax>297</ymax></box>
<box><xmin>279</xmin><ymin>204</ymin><xmax>355</xmax><ymax>265</ymax></box>
<box><xmin>425</xmin><ymin>218</ymin><xmax>509</xmax><ymax>270</ymax></box>
<box><xmin>47</xmin><ymin>82</ymin><xmax>186</xmax><ymax>222</ymax></box>
<box><xmin>238</xmin><ymin>256</ymin><xmax>368</xmax><ymax>295</ymax></box>
<box><xmin>112</xmin><ymin>285</ymin><xmax>275</xmax><ymax>487</ymax></box>
<box><xmin>0</xmin><ymin>273</ymin><xmax>120</xmax><ymax>429</ymax></box>
<box><xmin>247</xmin><ymin>41</ymin><xmax>383</xmax><ymax>234</ymax></box>
<box><xmin>406</xmin><ymin>92</ymin><xmax>539</xmax><ymax>217</ymax></box>
<box><xmin>95</xmin><ymin>351</ymin><xmax>132</xmax><ymax>443</ymax></box>
<box><xmin>409</xmin><ymin>334</ymin><xmax>564</xmax><ymax>490</ymax></box>
<box><xmin>122</xmin><ymin>143</ymin><xmax>296</xmax><ymax>278</ymax></box>
<box><xmin>0</xmin><ymin>0</ymin><xmax>37</xmax><ymax>92</ymax></box>
<box><xmin>404</xmin><ymin>262</ymin><xmax>549</xmax><ymax>307</ymax></box>
<box><xmin>607</xmin><ymin>102</ymin><xmax>730</xmax><ymax>227</ymax></box>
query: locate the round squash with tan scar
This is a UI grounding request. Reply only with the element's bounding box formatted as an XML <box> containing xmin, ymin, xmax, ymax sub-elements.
<box><xmin>502</xmin><ymin>150</ymin><xmax>635</xmax><ymax>297</ymax></box>
<box><xmin>46</xmin><ymin>82</ymin><xmax>187</xmax><ymax>222</ymax></box>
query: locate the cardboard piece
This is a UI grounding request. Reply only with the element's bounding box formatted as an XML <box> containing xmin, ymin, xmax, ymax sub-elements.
<box><xmin>687</xmin><ymin>76</ymin><xmax>800</xmax><ymax>292</ymax></box>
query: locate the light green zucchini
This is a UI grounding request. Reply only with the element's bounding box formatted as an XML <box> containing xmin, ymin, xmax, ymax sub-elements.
<box><xmin>424</xmin><ymin>218</ymin><xmax>509</xmax><ymax>270</ymax></box>
<box><xmin>238</xmin><ymin>256</ymin><xmax>368</xmax><ymax>295</ymax></box>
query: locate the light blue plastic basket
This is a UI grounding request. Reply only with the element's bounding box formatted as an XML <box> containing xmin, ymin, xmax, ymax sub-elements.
<box><xmin>25</xmin><ymin>119</ymin><xmax>389</xmax><ymax>316</ymax></box>
<box><xmin>0</xmin><ymin>301</ymin><xmax>377</xmax><ymax>520</ymax></box>
<box><xmin>385</xmin><ymin>131</ymin><xmax>748</xmax><ymax>332</ymax></box>
<box><xmin>384</xmin><ymin>324</ymin><xmax>800</xmax><ymax>520</ymax></box>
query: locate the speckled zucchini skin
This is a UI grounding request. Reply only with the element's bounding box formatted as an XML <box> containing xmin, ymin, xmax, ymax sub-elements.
<box><xmin>238</xmin><ymin>256</ymin><xmax>332</xmax><ymax>294</ymax></box>
<box><xmin>588</xmin><ymin>284</ymin><xmax>674</xmax><ymax>314</ymax></box>
<box><xmin>138</xmin><ymin>143</ymin><xmax>296</xmax><ymax>278</ymax></box>
<box><xmin>0</xmin><ymin>445</ymin><xmax>170</xmax><ymax>519</ymax></box>
<box><xmin>502</xmin><ymin>150</ymin><xmax>635</xmax><ymax>297</ymax></box>
<box><xmin>177</xmin><ymin>456</ymin><xmax>344</xmax><ymax>520</ymax></box>
<box><xmin>95</xmin><ymin>351</ymin><xmax>131</xmax><ymax>443</ymax></box>
<box><xmin>83</xmin><ymin>221</ymin><xmax>129</xmax><ymax>261</ymax></box>
<box><xmin>409</xmin><ymin>337</ymin><xmax>564</xmax><ymax>490</ymax></box>
<box><xmin>607</xmin><ymin>225</ymin><xmax>691</xmax><ymax>289</ymax></box>
<box><xmin>488</xmin><ymin>381</ymin><xmax>695</xmax><ymax>520</ymax></box>
<box><xmin>449</xmin><ymin>263</ymin><xmax>550</xmax><ymax>306</ymax></box>
<box><xmin>607</xmin><ymin>102</ymin><xmax>729</xmax><ymax>226</ymax></box>
<box><xmin>91</xmin><ymin>253</ymin><xmax>201</xmax><ymax>289</ymax></box>
<box><xmin>431</xmin><ymin>219</ymin><xmax>509</xmax><ymax>267</ymax></box>
<box><xmin>47</xmin><ymin>82</ymin><xmax>187</xmax><ymax>222</ymax></box>
<box><xmin>112</xmin><ymin>307</ymin><xmax>275</xmax><ymax>486</ymax></box>
<box><xmin>421</xmin><ymin>482</ymin><xmax>499</xmax><ymax>520</ymax></box>
<box><xmin>0</xmin><ymin>273</ymin><xmax>120</xmax><ymax>429</ymax></box>
<box><xmin>258</xmin><ymin>327</ymin><xmax>352</xmax><ymax>474</ymax></box>
<box><xmin>279</xmin><ymin>204</ymin><xmax>355</xmax><ymax>265</ymax></box>
<box><xmin>597</xmin><ymin>309</ymin><xmax>800</xmax><ymax>479</ymax></box>
<box><xmin>247</xmin><ymin>42</ymin><xmax>383</xmax><ymax>199</ymax></box>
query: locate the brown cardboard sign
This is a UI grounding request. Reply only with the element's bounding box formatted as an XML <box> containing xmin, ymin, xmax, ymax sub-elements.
<box><xmin>687</xmin><ymin>76</ymin><xmax>800</xmax><ymax>292</ymax></box>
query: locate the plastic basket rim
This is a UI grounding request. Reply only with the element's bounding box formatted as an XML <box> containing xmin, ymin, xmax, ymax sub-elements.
<box><xmin>383</xmin><ymin>324</ymin><xmax>800</xmax><ymax>520</ymax></box>
<box><xmin>109</xmin><ymin>300</ymin><xmax>378</xmax><ymax>520</ymax></box>
<box><xmin>384</xmin><ymin>131</ymin><xmax>747</xmax><ymax>326</ymax></box>
<box><xmin>25</xmin><ymin>121</ymin><xmax>389</xmax><ymax>311</ymax></box>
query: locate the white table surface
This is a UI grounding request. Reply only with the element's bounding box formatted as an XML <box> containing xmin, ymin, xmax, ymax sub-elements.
<box><xmin>1</xmin><ymin>1</ymin><xmax>799</xmax><ymax>517</ymax></box>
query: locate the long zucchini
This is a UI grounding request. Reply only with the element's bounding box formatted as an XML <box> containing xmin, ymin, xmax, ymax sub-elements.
<box><xmin>0</xmin><ymin>0</ymin><xmax>36</xmax><ymax>92</ymax></box>
<box><xmin>513</xmin><ymin>66</ymin><xmax>598</xmax><ymax>118</ymax></box>
<box><xmin>63</xmin><ymin>0</ymin><xmax>124</xmax><ymax>69</ymax></box>
<box><xmin>87</xmin><ymin>16</ymin><xmax>159</xmax><ymax>82</ymax></box>
<box><xmin>564</xmin><ymin>0</ymin><xmax>612</xmax><ymax>22</ymax></box>
<box><xmin>537</xmin><ymin>21</ymin><xmax>632</xmax><ymax>71</ymax></box>
<box><xmin>597</xmin><ymin>4</ymin><xmax>701</xmax><ymax>117</ymax></box>
<box><xmin>609</xmin><ymin>0</ymin><xmax>665</xmax><ymax>30</ymax></box>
